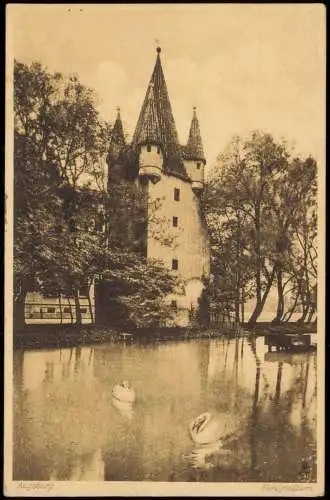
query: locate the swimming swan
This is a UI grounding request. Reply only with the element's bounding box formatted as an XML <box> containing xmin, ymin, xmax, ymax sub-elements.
<box><xmin>112</xmin><ymin>381</ymin><xmax>136</xmax><ymax>403</ymax></box>
<box><xmin>189</xmin><ymin>411</ymin><xmax>233</xmax><ymax>445</ymax></box>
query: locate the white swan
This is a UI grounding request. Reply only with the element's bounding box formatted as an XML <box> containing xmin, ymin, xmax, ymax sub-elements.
<box><xmin>112</xmin><ymin>380</ymin><xmax>136</xmax><ymax>403</ymax></box>
<box><xmin>189</xmin><ymin>411</ymin><xmax>233</xmax><ymax>445</ymax></box>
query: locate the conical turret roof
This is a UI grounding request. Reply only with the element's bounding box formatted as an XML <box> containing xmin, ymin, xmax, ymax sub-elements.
<box><xmin>132</xmin><ymin>48</ymin><xmax>188</xmax><ymax>180</ymax></box>
<box><xmin>136</xmin><ymin>83</ymin><xmax>163</xmax><ymax>147</ymax></box>
<box><xmin>110</xmin><ymin>108</ymin><xmax>125</xmax><ymax>149</ymax></box>
<box><xmin>185</xmin><ymin>107</ymin><xmax>206</xmax><ymax>163</ymax></box>
<box><xmin>107</xmin><ymin>108</ymin><xmax>126</xmax><ymax>166</ymax></box>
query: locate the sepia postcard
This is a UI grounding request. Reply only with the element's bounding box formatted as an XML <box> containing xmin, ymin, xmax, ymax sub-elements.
<box><xmin>4</xmin><ymin>4</ymin><xmax>325</xmax><ymax>497</ymax></box>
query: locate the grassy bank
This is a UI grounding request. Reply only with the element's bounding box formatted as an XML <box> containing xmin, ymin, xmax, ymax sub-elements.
<box><xmin>13</xmin><ymin>323</ymin><xmax>241</xmax><ymax>349</ymax></box>
<box><xmin>13</xmin><ymin>324</ymin><xmax>120</xmax><ymax>350</ymax></box>
<box><xmin>13</xmin><ymin>321</ymin><xmax>316</xmax><ymax>350</ymax></box>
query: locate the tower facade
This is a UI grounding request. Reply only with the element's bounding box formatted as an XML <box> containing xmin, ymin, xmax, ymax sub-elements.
<box><xmin>107</xmin><ymin>48</ymin><xmax>210</xmax><ymax>326</ymax></box>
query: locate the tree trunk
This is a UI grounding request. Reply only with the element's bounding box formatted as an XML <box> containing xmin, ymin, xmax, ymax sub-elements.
<box><xmin>307</xmin><ymin>306</ymin><xmax>315</xmax><ymax>323</ymax></box>
<box><xmin>249</xmin><ymin>203</ymin><xmax>263</xmax><ymax>324</ymax></box>
<box><xmin>73</xmin><ymin>287</ymin><xmax>82</xmax><ymax>325</ymax></box>
<box><xmin>235</xmin><ymin>209</ymin><xmax>242</xmax><ymax>324</ymax></box>
<box><xmin>87</xmin><ymin>283</ymin><xmax>94</xmax><ymax>323</ymax></box>
<box><xmin>296</xmin><ymin>304</ymin><xmax>310</xmax><ymax>324</ymax></box>
<box><xmin>235</xmin><ymin>293</ymin><xmax>240</xmax><ymax>324</ymax></box>
<box><xmin>274</xmin><ymin>362</ymin><xmax>283</xmax><ymax>404</ymax></box>
<box><xmin>272</xmin><ymin>265</ymin><xmax>284</xmax><ymax>323</ymax></box>
<box><xmin>241</xmin><ymin>287</ymin><xmax>245</xmax><ymax>323</ymax></box>
<box><xmin>13</xmin><ymin>291</ymin><xmax>27</xmax><ymax>330</ymax></box>
<box><xmin>254</xmin><ymin>205</ymin><xmax>262</xmax><ymax>307</ymax></box>
<box><xmin>58</xmin><ymin>293</ymin><xmax>63</xmax><ymax>325</ymax></box>
<box><xmin>67</xmin><ymin>297</ymin><xmax>74</xmax><ymax>324</ymax></box>
<box><xmin>248</xmin><ymin>265</ymin><xmax>276</xmax><ymax>324</ymax></box>
<box><xmin>283</xmin><ymin>288</ymin><xmax>299</xmax><ymax>322</ymax></box>
<box><xmin>296</xmin><ymin>229</ymin><xmax>312</xmax><ymax>324</ymax></box>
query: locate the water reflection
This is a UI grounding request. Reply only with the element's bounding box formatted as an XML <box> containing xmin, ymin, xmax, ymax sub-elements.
<box><xmin>13</xmin><ymin>337</ymin><xmax>317</xmax><ymax>482</ymax></box>
<box><xmin>112</xmin><ymin>398</ymin><xmax>134</xmax><ymax>420</ymax></box>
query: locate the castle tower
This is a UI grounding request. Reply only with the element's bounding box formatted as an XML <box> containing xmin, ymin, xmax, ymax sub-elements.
<box><xmin>184</xmin><ymin>107</ymin><xmax>206</xmax><ymax>194</ymax></box>
<box><xmin>137</xmin><ymin>82</ymin><xmax>164</xmax><ymax>184</ymax></box>
<box><xmin>108</xmin><ymin>47</ymin><xmax>210</xmax><ymax>326</ymax></box>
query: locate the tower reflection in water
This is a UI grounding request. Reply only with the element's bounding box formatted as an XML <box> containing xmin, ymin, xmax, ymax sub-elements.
<box><xmin>13</xmin><ymin>337</ymin><xmax>317</xmax><ymax>482</ymax></box>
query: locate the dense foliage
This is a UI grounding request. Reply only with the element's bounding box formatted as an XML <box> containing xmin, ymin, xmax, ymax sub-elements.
<box><xmin>205</xmin><ymin>132</ymin><xmax>317</xmax><ymax>324</ymax></box>
<box><xmin>14</xmin><ymin>61</ymin><xmax>179</xmax><ymax>328</ymax></box>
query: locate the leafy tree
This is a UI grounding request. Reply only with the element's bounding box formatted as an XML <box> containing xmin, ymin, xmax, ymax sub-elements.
<box><xmin>206</xmin><ymin>132</ymin><xmax>317</xmax><ymax>324</ymax></box>
<box><xmin>14</xmin><ymin>60</ymin><xmax>179</xmax><ymax>328</ymax></box>
<box><xmin>99</xmin><ymin>251</ymin><xmax>181</xmax><ymax>328</ymax></box>
<box><xmin>14</xmin><ymin>61</ymin><xmax>109</xmax><ymax>326</ymax></box>
<box><xmin>14</xmin><ymin>130</ymin><xmax>63</xmax><ymax>328</ymax></box>
<box><xmin>266</xmin><ymin>156</ymin><xmax>317</xmax><ymax>322</ymax></box>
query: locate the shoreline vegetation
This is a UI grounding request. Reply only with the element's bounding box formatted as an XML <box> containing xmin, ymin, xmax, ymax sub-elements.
<box><xmin>13</xmin><ymin>322</ymin><xmax>317</xmax><ymax>350</ymax></box>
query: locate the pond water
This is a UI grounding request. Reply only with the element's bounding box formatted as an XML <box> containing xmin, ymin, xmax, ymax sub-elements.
<box><xmin>13</xmin><ymin>336</ymin><xmax>317</xmax><ymax>482</ymax></box>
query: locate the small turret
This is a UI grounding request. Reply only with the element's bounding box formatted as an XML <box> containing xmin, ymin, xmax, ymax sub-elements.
<box><xmin>184</xmin><ymin>107</ymin><xmax>206</xmax><ymax>194</ymax></box>
<box><xmin>106</xmin><ymin>108</ymin><xmax>127</xmax><ymax>185</ymax></box>
<box><xmin>107</xmin><ymin>107</ymin><xmax>126</xmax><ymax>164</ymax></box>
<box><xmin>137</xmin><ymin>82</ymin><xmax>163</xmax><ymax>184</ymax></box>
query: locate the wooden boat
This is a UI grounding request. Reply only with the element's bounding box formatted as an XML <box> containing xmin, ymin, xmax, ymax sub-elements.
<box><xmin>189</xmin><ymin>411</ymin><xmax>231</xmax><ymax>445</ymax></box>
<box><xmin>112</xmin><ymin>381</ymin><xmax>136</xmax><ymax>403</ymax></box>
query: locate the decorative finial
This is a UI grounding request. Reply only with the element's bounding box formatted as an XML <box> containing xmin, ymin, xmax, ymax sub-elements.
<box><xmin>116</xmin><ymin>106</ymin><xmax>120</xmax><ymax>115</ymax></box>
<box><xmin>156</xmin><ymin>46</ymin><xmax>161</xmax><ymax>54</ymax></box>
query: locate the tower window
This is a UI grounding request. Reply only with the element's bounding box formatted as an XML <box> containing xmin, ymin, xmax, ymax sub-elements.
<box><xmin>69</xmin><ymin>218</ymin><xmax>76</xmax><ymax>233</ymax></box>
<box><xmin>174</xmin><ymin>188</ymin><xmax>180</xmax><ymax>201</ymax></box>
<box><xmin>171</xmin><ymin>300</ymin><xmax>177</xmax><ymax>310</ymax></box>
<box><xmin>147</xmin><ymin>144</ymin><xmax>151</xmax><ymax>152</ymax></box>
<box><xmin>172</xmin><ymin>259</ymin><xmax>178</xmax><ymax>270</ymax></box>
<box><xmin>157</xmin><ymin>146</ymin><xmax>161</xmax><ymax>154</ymax></box>
<box><xmin>172</xmin><ymin>216</ymin><xmax>178</xmax><ymax>227</ymax></box>
<box><xmin>197</xmin><ymin>162</ymin><xmax>201</xmax><ymax>169</ymax></box>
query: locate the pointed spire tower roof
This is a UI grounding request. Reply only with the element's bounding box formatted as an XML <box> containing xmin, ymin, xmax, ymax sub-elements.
<box><xmin>110</xmin><ymin>107</ymin><xmax>126</xmax><ymax>149</ymax></box>
<box><xmin>132</xmin><ymin>47</ymin><xmax>188</xmax><ymax>179</ymax></box>
<box><xmin>185</xmin><ymin>107</ymin><xmax>206</xmax><ymax>164</ymax></box>
<box><xmin>136</xmin><ymin>82</ymin><xmax>163</xmax><ymax>147</ymax></box>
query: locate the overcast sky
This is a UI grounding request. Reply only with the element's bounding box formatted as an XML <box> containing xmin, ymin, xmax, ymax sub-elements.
<box><xmin>8</xmin><ymin>4</ymin><xmax>325</xmax><ymax>170</ymax></box>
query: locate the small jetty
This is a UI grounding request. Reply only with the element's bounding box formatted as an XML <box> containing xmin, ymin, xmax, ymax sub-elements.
<box><xmin>247</xmin><ymin>322</ymin><xmax>316</xmax><ymax>335</ymax></box>
<box><xmin>265</xmin><ymin>333</ymin><xmax>314</xmax><ymax>352</ymax></box>
<box><xmin>262</xmin><ymin>325</ymin><xmax>317</xmax><ymax>354</ymax></box>
<box><xmin>245</xmin><ymin>321</ymin><xmax>317</xmax><ymax>353</ymax></box>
